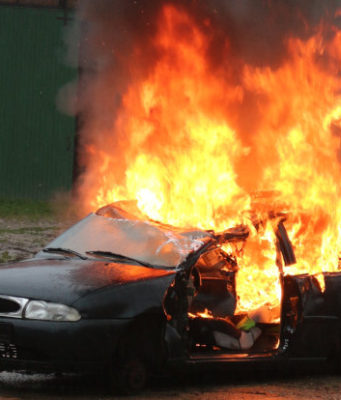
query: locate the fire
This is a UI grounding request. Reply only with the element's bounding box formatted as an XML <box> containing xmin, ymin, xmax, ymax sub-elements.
<box><xmin>77</xmin><ymin>5</ymin><xmax>341</xmax><ymax>314</ymax></box>
<box><xmin>188</xmin><ymin>309</ymin><xmax>213</xmax><ymax>320</ymax></box>
<box><xmin>92</xmin><ymin>6</ymin><xmax>250</xmax><ymax>230</ymax></box>
<box><xmin>228</xmin><ymin>219</ymin><xmax>282</xmax><ymax>313</ymax></box>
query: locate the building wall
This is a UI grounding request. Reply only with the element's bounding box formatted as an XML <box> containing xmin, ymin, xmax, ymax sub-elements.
<box><xmin>0</xmin><ymin>5</ymin><xmax>77</xmax><ymax>199</ymax></box>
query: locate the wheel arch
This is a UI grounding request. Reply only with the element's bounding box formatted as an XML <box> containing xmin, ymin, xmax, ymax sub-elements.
<box><xmin>114</xmin><ymin>310</ymin><xmax>168</xmax><ymax>372</ymax></box>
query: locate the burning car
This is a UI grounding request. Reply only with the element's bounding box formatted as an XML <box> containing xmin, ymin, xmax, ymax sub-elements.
<box><xmin>0</xmin><ymin>201</ymin><xmax>340</xmax><ymax>392</ymax></box>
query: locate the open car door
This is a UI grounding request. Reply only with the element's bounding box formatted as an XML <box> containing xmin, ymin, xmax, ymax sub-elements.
<box><xmin>164</xmin><ymin>218</ymin><xmax>298</xmax><ymax>364</ymax></box>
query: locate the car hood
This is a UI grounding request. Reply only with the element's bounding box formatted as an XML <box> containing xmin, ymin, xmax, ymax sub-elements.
<box><xmin>0</xmin><ymin>258</ymin><xmax>176</xmax><ymax>305</ymax></box>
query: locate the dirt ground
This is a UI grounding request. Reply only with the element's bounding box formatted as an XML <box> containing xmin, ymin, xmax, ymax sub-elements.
<box><xmin>0</xmin><ymin>217</ymin><xmax>70</xmax><ymax>263</ymax></box>
<box><xmin>0</xmin><ymin>370</ymin><xmax>339</xmax><ymax>400</ymax></box>
<box><xmin>1</xmin><ymin>217</ymin><xmax>341</xmax><ymax>399</ymax></box>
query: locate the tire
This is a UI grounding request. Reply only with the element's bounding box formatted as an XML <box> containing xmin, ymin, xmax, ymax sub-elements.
<box><xmin>113</xmin><ymin>358</ymin><xmax>147</xmax><ymax>394</ymax></box>
<box><xmin>111</xmin><ymin>314</ymin><xmax>165</xmax><ymax>393</ymax></box>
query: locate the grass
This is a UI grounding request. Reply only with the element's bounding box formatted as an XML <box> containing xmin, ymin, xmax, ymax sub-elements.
<box><xmin>0</xmin><ymin>199</ymin><xmax>53</xmax><ymax>219</ymax></box>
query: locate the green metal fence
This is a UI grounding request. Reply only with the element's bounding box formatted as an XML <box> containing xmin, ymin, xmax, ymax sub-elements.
<box><xmin>0</xmin><ymin>6</ymin><xmax>76</xmax><ymax>199</ymax></box>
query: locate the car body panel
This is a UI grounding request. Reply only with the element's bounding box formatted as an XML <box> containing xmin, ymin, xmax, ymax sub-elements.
<box><xmin>280</xmin><ymin>273</ymin><xmax>341</xmax><ymax>359</ymax></box>
<box><xmin>73</xmin><ymin>273</ymin><xmax>176</xmax><ymax>318</ymax></box>
<box><xmin>0</xmin><ymin>317</ymin><xmax>132</xmax><ymax>372</ymax></box>
<box><xmin>0</xmin><ymin>259</ymin><xmax>175</xmax><ymax>306</ymax></box>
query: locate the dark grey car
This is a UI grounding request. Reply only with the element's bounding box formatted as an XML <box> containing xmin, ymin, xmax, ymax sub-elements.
<box><xmin>0</xmin><ymin>202</ymin><xmax>339</xmax><ymax>393</ymax></box>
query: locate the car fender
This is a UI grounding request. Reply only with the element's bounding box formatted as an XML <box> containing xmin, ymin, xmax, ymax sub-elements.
<box><xmin>73</xmin><ymin>273</ymin><xmax>176</xmax><ymax>319</ymax></box>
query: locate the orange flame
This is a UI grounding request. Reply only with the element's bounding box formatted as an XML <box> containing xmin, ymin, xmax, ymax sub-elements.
<box><xmin>78</xmin><ymin>5</ymin><xmax>341</xmax><ymax>314</ymax></box>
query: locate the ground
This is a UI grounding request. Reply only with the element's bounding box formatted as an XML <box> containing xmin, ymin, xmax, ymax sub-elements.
<box><xmin>0</xmin><ymin>217</ymin><xmax>68</xmax><ymax>263</ymax></box>
<box><xmin>1</xmin><ymin>210</ymin><xmax>341</xmax><ymax>399</ymax></box>
<box><xmin>0</xmin><ymin>198</ymin><xmax>75</xmax><ymax>263</ymax></box>
<box><xmin>0</xmin><ymin>370</ymin><xmax>339</xmax><ymax>399</ymax></box>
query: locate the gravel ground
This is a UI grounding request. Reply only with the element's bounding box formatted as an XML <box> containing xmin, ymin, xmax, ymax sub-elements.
<box><xmin>1</xmin><ymin>217</ymin><xmax>341</xmax><ymax>399</ymax></box>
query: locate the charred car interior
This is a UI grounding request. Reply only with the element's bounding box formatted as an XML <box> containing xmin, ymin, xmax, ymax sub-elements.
<box><xmin>164</xmin><ymin>216</ymin><xmax>290</xmax><ymax>359</ymax></box>
<box><xmin>0</xmin><ymin>202</ymin><xmax>340</xmax><ymax>393</ymax></box>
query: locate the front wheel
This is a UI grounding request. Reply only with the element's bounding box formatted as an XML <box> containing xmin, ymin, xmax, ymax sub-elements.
<box><xmin>113</xmin><ymin>357</ymin><xmax>147</xmax><ymax>394</ymax></box>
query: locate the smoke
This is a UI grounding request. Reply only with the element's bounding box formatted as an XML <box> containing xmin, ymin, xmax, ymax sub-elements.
<box><xmin>75</xmin><ymin>0</ymin><xmax>341</xmax><ymax>71</ymax></box>
<box><xmin>69</xmin><ymin>0</ymin><xmax>341</xmax><ymax>213</ymax></box>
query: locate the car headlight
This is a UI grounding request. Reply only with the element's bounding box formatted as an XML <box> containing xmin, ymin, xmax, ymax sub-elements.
<box><xmin>24</xmin><ymin>300</ymin><xmax>81</xmax><ymax>322</ymax></box>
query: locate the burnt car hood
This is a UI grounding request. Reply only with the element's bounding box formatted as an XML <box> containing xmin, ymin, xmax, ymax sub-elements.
<box><xmin>0</xmin><ymin>258</ymin><xmax>176</xmax><ymax>305</ymax></box>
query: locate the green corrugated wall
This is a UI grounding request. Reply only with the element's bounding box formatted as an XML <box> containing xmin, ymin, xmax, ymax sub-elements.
<box><xmin>0</xmin><ymin>6</ymin><xmax>76</xmax><ymax>199</ymax></box>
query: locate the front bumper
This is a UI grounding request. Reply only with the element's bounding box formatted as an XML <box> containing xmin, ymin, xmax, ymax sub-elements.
<box><xmin>0</xmin><ymin>317</ymin><xmax>132</xmax><ymax>373</ymax></box>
